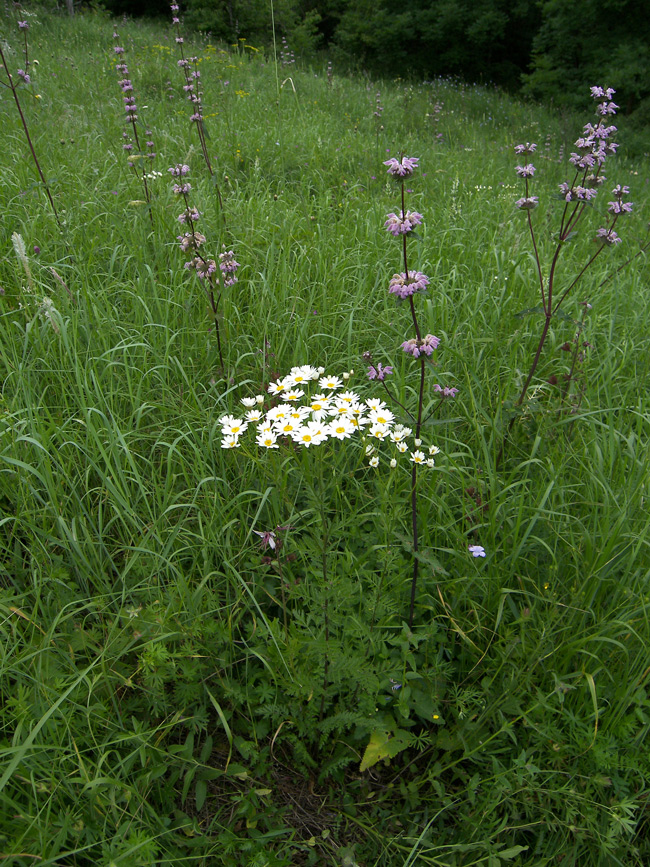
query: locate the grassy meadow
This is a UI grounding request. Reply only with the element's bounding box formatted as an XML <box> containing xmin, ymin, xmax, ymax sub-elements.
<box><xmin>1</xmin><ymin>6</ymin><xmax>650</xmax><ymax>866</ymax></box>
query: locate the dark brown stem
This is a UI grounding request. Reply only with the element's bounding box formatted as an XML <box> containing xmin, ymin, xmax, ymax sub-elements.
<box><xmin>1</xmin><ymin>45</ymin><xmax>62</xmax><ymax>229</ymax></box>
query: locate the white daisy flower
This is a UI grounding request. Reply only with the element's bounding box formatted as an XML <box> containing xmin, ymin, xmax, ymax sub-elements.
<box><xmin>369</xmin><ymin>455</ymin><xmax>379</xmax><ymax>467</ymax></box>
<box><xmin>256</xmin><ymin>430</ymin><xmax>279</xmax><ymax>449</ymax></box>
<box><xmin>223</xmin><ymin>419</ymin><xmax>248</xmax><ymax>437</ymax></box>
<box><xmin>328</xmin><ymin>418</ymin><xmax>355</xmax><ymax>440</ymax></box>
<box><xmin>396</xmin><ymin>442</ymin><xmax>408</xmax><ymax>453</ymax></box>
<box><xmin>221</xmin><ymin>434</ymin><xmax>240</xmax><ymax>449</ymax></box>
<box><xmin>292</xmin><ymin>421</ymin><xmax>328</xmax><ymax>447</ymax></box>
<box><xmin>410</xmin><ymin>450</ymin><xmax>426</xmax><ymax>464</ymax></box>
<box><xmin>319</xmin><ymin>374</ymin><xmax>343</xmax><ymax>390</ymax></box>
<box><xmin>275</xmin><ymin>419</ymin><xmax>300</xmax><ymax>436</ymax></box>
<box><xmin>368</xmin><ymin>423</ymin><xmax>390</xmax><ymax>440</ymax></box>
<box><xmin>338</xmin><ymin>390</ymin><xmax>360</xmax><ymax>404</ymax></box>
<box><xmin>369</xmin><ymin>407</ymin><xmax>395</xmax><ymax>426</ymax></box>
<box><xmin>429</xmin><ymin>445</ymin><xmax>440</xmax><ymax>456</ymax></box>
<box><xmin>240</xmin><ymin>397</ymin><xmax>257</xmax><ymax>408</ymax></box>
<box><xmin>365</xmin><ymin>398</ymin><xmax>387</xmax><ymax>411</ymax></box>
<box><xmin>245</xmin><ymin>409</ymin><xmax>263</xmax><ymax>422</ymax></box>
<box><xmin>284</xmin><ymin>389</ymin><xmax>305</xmax><ymax>402</ymax></box>
<box><xmin>390</xmin><ymin>458</ymin><xmax>397</xmax><ymax>468</ymax></box>
<box><xmin>426</xmin><ymin>458</ymin><xmax>435</xmax><ymax>468</ymax></box>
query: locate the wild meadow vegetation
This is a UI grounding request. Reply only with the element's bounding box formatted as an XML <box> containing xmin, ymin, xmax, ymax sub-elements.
<box><xmin>1</xmin><ymin>5</ymin><xmax>650</xmax><ymax>866</ymax></box>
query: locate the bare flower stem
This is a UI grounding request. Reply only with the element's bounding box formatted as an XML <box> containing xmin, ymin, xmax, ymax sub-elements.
<box><xmin>0</xmin><ymin>44</ymin><xmax>62</xmax><ymax>230</ymax></box>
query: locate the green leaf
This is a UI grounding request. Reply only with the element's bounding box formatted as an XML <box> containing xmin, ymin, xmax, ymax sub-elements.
<box><xmin>359</xmin><ymin>728</ymin><xmax>413</xmax><ymax>772</ymax></box>
<box><xmin>497</xmin><ymin>845</ymin><xmax>529</xmax><ymax>860</ymax></box>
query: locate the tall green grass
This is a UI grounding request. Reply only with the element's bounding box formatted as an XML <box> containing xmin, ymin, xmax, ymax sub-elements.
<box><xmin>0</xmin><ymin>6</ymin><xmax>649</xmax><ymax>866</ymax></box>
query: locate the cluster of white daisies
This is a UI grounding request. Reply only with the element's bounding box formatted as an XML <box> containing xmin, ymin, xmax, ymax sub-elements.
<box><xmin>218</xmin><ymin>365</ymin><xmax>440</xmax><ymax>468</ymax></box>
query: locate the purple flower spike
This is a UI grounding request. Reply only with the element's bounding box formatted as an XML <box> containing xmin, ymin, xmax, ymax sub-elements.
<box><xmin>384</xmin><ymin>210</ymin><xmax>424</xmax><ymax>236</ymax></box>
<box><xmin>367</xmin><ymin>363</ymin><xmax>393</xmax><ymax>381</ymax></box>
<box><xmin>433</xmin><ymin>384</ymin><xmax>458</xmax><ymax>398</ymax></box>
<box><xmin>389</xmin><ymin>271</ymin><xmax>429</xmax><ymax>299</ymax></box>
<box><xmin>515</xmin><ymin>196</ymin><xmax>539</xmax><ymax>210</ymax></box>
<box><xmin>384</xmin><ymin>156</ymin><xmax>419</xmax><ymax>178</ymax></box>
<box><xmin>169</xmin><ymin>164</ymin><xmax>190</xmax><ymax>177</ymax></box>
<box><xmin>595</xmin><ymin>228</ymin><xmax>621</xmax><ymax>246</ymax></box>
<box><xmin>515</xmin><ymin>164</ymin><xmax>535</xmax><ymax>178</ymax></box>
<box><xmin>514</xmin><ymin>142</ymin><xmax>537</xmax><ymax>156</ymax></box>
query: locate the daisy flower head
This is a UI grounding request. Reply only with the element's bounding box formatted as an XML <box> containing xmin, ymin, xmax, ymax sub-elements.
<box><xmin>426</xmin><ymin>458</ymin><xmax>435</xmax><ymax>468</ymax></box>
<box><xmin>429</xmin><ymin>444</ymin><xmax>440</xmax><ymax>456</ymax></box>
<box><xmin>289</xmin><ymin>364</ymin><xmax>319</xmax><ymax>384</ymax></box>
<box><xmin>241</xmin><ymin>397</ymin><xmax>257</xmax><ymax>408</ymax></box>
<box><xmin>256</xmin><ymin>430</ymin><xmax>279</xmax><ymax>449</ymax></box>
<box><xmin>369</xmin><ymin>455</ymin><xmax>379</xmax><ymax>467</ymax></box>
<box><xmin>319</xmin><ymin>374</ymin><xmax>343</xmax><ymax>391</ymax></box>
<box><xmin>328</xmin><ymin>418</ymin><xmax>355</xmax><ymax>440</ymax></box>
<box><xmin>338</xmin><ymin>390</ymin><xmax>360</xmax><ymax>404</ymax></box>
<box><xmin>292</xmin><ymin>422</ymin><xmax>328</xmax><ymax>447</ymax></box>
<box><xmin>369</xmin><ymin>423</ymin><xmax>390</xmax><ymax>440</ymax></box>
<box><xmin>222</xmin><ymin>418</ymin><xmax>248</xmax><ymax>437</ymax></box>
<box><xmin>221</xmin><ymin>434</ymin><xmax>241</xmax><ymax>449</ymax></box>
<box><xmin>410</xmin><ymin>450</ymin><xmax>426</xmax><ymax>464</ymax></box>
<box><xmin>267</xmin><ymin>379</ymin><xmax>287</xmax><ymax>396</ymax></box>
<box><xmin>267</xmin><ymin>404</ymin><xmax>291</xmax><ymax>422</ymax></box>
<box><xmin>365</xmin><ymin>398</ymin><xmax>386</xmax><ymax>411</ymax></box>
<box><xmin>274</xmin><ymin>419</ymin><xmax>300</xmax><ymax>437</ymax></box>
<box><xmin>390</xmin><ymin>458</ymin><xmax>397</xmax><ymax>468</ymax></box>
<box><xmin>245</xmin><ymin>409</ymin><xmax>263</xmax><ymax>423</ymax></box>
<box><xmin>396</xmin><ymin>442</ymin><xmax>408</xmax><ymax>453</ymax></box>
<box><xmin>369</xmin><ymin>407</ymin><xmax>395</xmax><ymax>426</ymax></box>
<box><xmin>283</xmin><ymin>389</ymin><xmax>305</xmax><ymax>402</ymax></box>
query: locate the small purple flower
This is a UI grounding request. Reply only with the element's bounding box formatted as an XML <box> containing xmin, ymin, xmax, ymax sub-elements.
<box><xmin>468</xmin><ymin>545</ymin><xmax>486</xmax><ymax>558</ymax></box>
<box><xmin>515</xmin><ymin>164</ymin><xmax>535</xmax><ymax>178</ymax></box>
<box><xmin>18</xmin><ymin>20</ymin><xmax>29</xmax><ymax>30</ymax></box>
<box><xmin>178</xmin><ymin>207</ymin><xmax>200</xmax><ymax>223</ymax></box>
<box><xmin>515</xmin><ymin>196</ymin><xmax>539</xmax><ymax>210</ymax></box>
<box><xmin>608</xmin><ymin>200</ymin><xmax>632</xmax><ymax>214</ymax></box>
<box><xmin>389</xmin><ymin>271</ymin><xmax>429</xmax><ymax>299</ymax></box>
<box><xmin>173</xmin><ymin>182</ymin><xmax>191</xmax><ymax>195</ymax></box>
<box><xmin>595</xmin><ymin>228</ymin><xmax>621</xmax><ymax>246</ymax></box>
<box><xmin>367</xmin><ymin>363</ymin><xmax>393</xmax><ymax>381</ymax></box>
<box><xmin>114</xmin><ymin>46</ymin><xmax>125</xmax><ymax>55</ymax></box>
<box><xmin>611</xmin><ymin>184</ymin><xmax>630</xmax><ymax>199</ymax></box>
<box><xmin>384</xmin><ymin>210</ymin><xmax>424</xmax><ymax>236</ymax></box>
<box><xmin>433</xmin><ymin>384</ymin><xmax>458</xmax><ymax>398</ymax></box>
<box><xmin>219</xmin><ymin>249</ymin><xmax>240</xmax><ymax>286</ymax></box>
<box><xmin>170</xmin><ymin>3</ymin><xmax>180</xmax><ymax>10</ymax></box>
<box><xmin>33</xmin><ymin>245</ymin><xmax>40</xmax><ymax>255</ymax></box>
<box><xmin>178</xmin><ymin>231</ymin><xmax>206</xmax><ymax>251</ymax></box>
<box><xmin>178</xmin><ymin>59</ymin><xmax>190</xmax><ymax>68</ymax></box>
<box><xmin>514</xmin><ymin>142</ymin><xmax>536</xmax><ymax>156</ymax></box>
<box><xmin>558</xmin><ymin>184</ymin><xmax>598</xmax><ymax>203</ymax></box>
<box><xmin>401</xmin><ymin>334</ymin><xmax>439</xmax><ymax>358</ymax></box>
<box><xmin>17</xmin><ymin>69</ymin><xmax>30</xmax><ymax>83</ymax></box>
<box><xmin>597</xmin><ymin>101</ymin><xmax>618</xmax><ymax>116</ymax></box>
<box><xmin>169</xmin><ymin>163</ymin><xmax>190</xmax><ymax>177</ymax></box>
<box><xmin>175</xmin><ymin>37</ymin><xmax>184</xmax><ymax>44</ymax></box>
<box><xmin>384</xmin><ymin>155</ymin><xmax>419</xmax><ymax>178</ymax></box>
<box><xmin>194</xmin><ymin>258</ymin><xmax>217</xmax><ymax>279</ymax></box>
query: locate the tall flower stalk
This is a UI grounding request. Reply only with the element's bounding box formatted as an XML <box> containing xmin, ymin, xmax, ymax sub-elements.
<box><xmin>169</xmin><ymin>3</ymin><xmax>225</xmax><ymax>225</ymax></box>
<box><xmin>0</xmin><ymin>20</ymin><xmax>62</xmax><ymax>229</ymax></box>
<box><xmin>171</xmin><ymin>164</ymin><xmax>239</xmax><ymax>370</ymax></box>
<box><xmin>499</xmin><ymin>86</ymin><xmax>633</xmax><ymax>463</ymax></box>
<box><xmin>373</xmin><ymin>155</ymin><xmax>459</xmax><ymax>628</ymax></box>
<box><xmin>112</xmin><ymin>30</ymin><xmax>155</xmax><ymax>224</ymax></box>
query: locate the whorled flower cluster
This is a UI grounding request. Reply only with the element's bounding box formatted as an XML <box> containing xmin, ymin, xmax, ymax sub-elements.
<box><xmin>219</xmin><ymin>366</ymin><xmax>441</xmax><ymax>468</ymax></box>
<box><xmin>170</xmin><ymin>165</ymin><xmax>240</xmax><ymax>284</ymax></box>
<box><xmin>113</xmin><ymin>33</ymin><xmax>155</xmax><ymax>167</ymax></box>
<box><xmin>384</xmin><ymin>210</ymin><xmax>423</xmax><ymax>237</ymax></box>
<box><xmin>513</xmin><ymin>86</ymin><xmax>633</xmax><ymax>246</ymax></box>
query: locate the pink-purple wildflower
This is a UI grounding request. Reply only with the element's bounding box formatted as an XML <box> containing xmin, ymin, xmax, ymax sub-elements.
<box><xmin>384</xmin><ymin>210</ymin><xmax>424</xmax><ymax>236</ymax></box>
<box><xmin>384</xmin><ymin>155</ymin><xmax>419</xmax><ymax>178</ymax></box>
<box><xmin>367</xmin><ymin>363</ymin><xmax>393</xmax><ymax>381</ymax></box>
<box><xmin>401</xmin><ymin>334</ymin><xmax>440</xmax><ymax>358</ymax></box>
<box><xmin>389</xmin><ymin>271</ymin><xmax>429</xmax><ymax>299</ymax></box>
